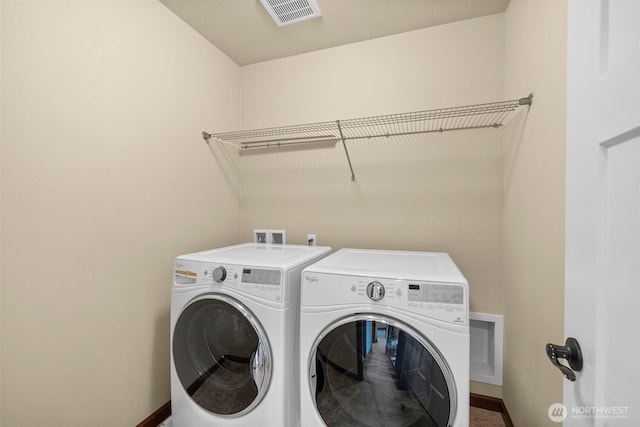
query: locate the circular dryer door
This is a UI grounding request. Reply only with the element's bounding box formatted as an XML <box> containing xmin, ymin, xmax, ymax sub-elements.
<box><xmin>309</xmin><ymin>314</ymin><xmax>457</xmax><ymax>427</ymax></box>
<box><xmin>173</xmin><ymin>295</ymin><xmax>271</xmax><ymax>417</ymax></box>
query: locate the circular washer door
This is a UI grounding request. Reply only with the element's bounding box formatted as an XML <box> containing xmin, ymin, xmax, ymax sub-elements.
<box><xmin>309</xmin><ymin>314</ymin><xmax>457</xmax><ymax>427</ymax></box>
<box><xmin>173</xmin><ymin>295</ymin><xmax>271</xmax><ymax>417</ymax></box>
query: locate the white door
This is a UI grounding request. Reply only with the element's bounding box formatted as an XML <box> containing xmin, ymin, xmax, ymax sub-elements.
<box><xmin>564</xmin><ymin>0</ymin><xmax>640</xmax><ymax>425</ymax></box>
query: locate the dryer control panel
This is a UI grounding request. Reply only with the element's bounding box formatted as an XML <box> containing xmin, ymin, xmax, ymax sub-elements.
<box><xmin>174</xmin><ymin>259</ymin><xmax>283</xmax><ymax>303</ymax></box>
<box><xmin>302</xmin><ymin>272</ymin><xmax>468</xmax><ymax>325</ymax></box>
<box><xmin>203</xmin><ymin>264</ymin><xmax>283</xmax><ymax>303</ymax></box>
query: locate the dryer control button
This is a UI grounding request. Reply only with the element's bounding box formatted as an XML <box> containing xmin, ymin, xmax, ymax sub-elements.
<box><xmin>366</xmin><ymin>281</ymin><xmax>385</xmax><ymax>301</ymax></box>
<box><xmin>212</xmin><ymin>267</ymin><xmax>227</xmax><ymax>283</ymax></box>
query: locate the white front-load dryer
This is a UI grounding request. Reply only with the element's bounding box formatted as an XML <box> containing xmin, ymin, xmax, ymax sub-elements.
<box><xmin>171</xmin><ymin>243</ymin><xmax>331</xmax><ymax>427</ymax></box>
<box><xmin>300</xmin><ymin>248</ymin><xmax>470</xmax><ymax>427</ymax></box>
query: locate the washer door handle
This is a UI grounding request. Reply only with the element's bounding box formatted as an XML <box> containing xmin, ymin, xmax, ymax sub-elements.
<box><xmin>309</xmin><ymin>349</ymin><xmax>318</xmax><ymax>399</ymax></box>
<box><xmin>251</xmin><ymin>341</ymin><xmax>267</xmax><ymax>393</ymax></box>
<box><xmin>546</xmin><ymin>337</ymin><xmax>583</xmax><ymax>381</ymax></box>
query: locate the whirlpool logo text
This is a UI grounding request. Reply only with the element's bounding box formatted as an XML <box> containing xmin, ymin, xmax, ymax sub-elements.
<box><xmin>304</xmin><ymin>275</ymin><xmax>319</xmax><ymax>284</ymax></box>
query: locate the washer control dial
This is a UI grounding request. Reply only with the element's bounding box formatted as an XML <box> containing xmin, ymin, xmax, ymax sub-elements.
<box><xmin>212</xmin><ymin>267</ymin><xmax>227</xmax><ymax>283</ymax></box>
<box><xmin>366</xmin><ymin>281</ymin><xmax>385</xmax><ymax>301</ymax></box>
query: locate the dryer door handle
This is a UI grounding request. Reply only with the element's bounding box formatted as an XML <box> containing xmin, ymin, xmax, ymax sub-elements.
<box><xmin>251</xmin><ymin>341</ymin><xmax>267</xmax><ymax>393</ymax></box>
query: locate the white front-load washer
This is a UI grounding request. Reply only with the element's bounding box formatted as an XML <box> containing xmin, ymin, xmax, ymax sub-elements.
<box><xmin>300</xmin><ymin>248</ymin><xmax>470</xmax><ymax>427</ymax></box>
<box><xmin>171</xmin><ymin>243</ymin><xmax>331</xmax><ymax>427</ymax></box>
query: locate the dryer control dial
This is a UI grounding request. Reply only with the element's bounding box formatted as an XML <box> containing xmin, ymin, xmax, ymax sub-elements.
<box><xmin>212</xmin><ymin>267</ymin><xmax>227</xmax><ymax>283</ymax></box>
<box><xmin>366</xmin><ymin>281</ymin><xmax>385</xmax><ymax>301</ymax></box>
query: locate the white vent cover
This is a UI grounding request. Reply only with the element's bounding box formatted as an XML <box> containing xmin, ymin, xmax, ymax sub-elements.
<box><xmin>259</xmin><ymin>0</ymin><xmax>322</xmax><ymax>26</ymax></box>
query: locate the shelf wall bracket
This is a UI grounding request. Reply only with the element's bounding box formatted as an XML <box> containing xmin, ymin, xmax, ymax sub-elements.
<box><xmin>519</xmin><ymin>93</ymin><xmax>534</xmax><ymax>105</ymax></box>
<box><xmin>336</xmin><ymin>120</ymin><xmax>356</xmax><ymax>182</ymax></box>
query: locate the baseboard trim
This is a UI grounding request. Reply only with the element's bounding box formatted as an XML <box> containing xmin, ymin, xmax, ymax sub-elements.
<box><xmin>470</xmin><ymin>393</ymin><xmax>515</xmax><ymax>427</ymax></box>
<box><xmin>142</xmin><ymin>395</ymin><xmax>514</xmax><ymax>427</ymax></box>
<box><xmin>136</xmin><ymin>401</ymin><xmax>171</xmax><ymax>427</ymax></box>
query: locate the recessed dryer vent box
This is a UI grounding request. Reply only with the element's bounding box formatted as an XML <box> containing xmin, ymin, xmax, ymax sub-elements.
<box><xmin>469</xmin><ymin>312</ymin><xmax>504</xmax><ymax>386</ymax></box>
<box><xmin>253</xmin><ymin>229</ymin><xmax>286</xmax><ymax>245</ymax></box>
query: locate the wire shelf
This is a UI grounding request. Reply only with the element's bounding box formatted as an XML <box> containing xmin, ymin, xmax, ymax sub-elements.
<box><xmin>203</xmin><ymin>94</ymin><xmax>533</xmax><ymax>180</ymax></box>
<box><xmin>208</xmin><ymin>120</ymin><xmax>340</xmax><ymax>150</ymax></box>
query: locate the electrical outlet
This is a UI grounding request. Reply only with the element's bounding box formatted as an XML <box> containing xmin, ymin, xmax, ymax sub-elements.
<box><xmin>307</xmin><ymin>234</ymin><xmax>317</xmax><ymax>246</ymax></box>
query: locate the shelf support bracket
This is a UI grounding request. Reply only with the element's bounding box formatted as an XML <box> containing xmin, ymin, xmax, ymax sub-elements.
<box><xmin>336</xmin><ymin>120</ymin><xmax>356</xmax><ymax>182</ymax></box>
<box><xmin>519</xmin><ymin>93</ymin><xmax>534</xmax><ymax>105</ymax></box>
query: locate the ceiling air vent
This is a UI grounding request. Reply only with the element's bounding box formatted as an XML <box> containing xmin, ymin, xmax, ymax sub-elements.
<box><xmin>259</xmin><ymin>0</ymin><xmax>322</xmax><ymax>26</ymax></box>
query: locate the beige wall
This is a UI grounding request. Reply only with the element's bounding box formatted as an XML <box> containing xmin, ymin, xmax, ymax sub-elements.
<box><xmin>503</xmin><ymin>0</ymin><xmax>567</xmax><ymax>425</ymax></box>
<box><xmin>0</xmin><ymin>2</ymin><xmax>569</xmax><ymax>424</ymax></box>
<box><xmin>240</xmin><ymin>15</ymin><xmax>507</xmax><ymax>397</ymax></box>
<box><xmin>1</xmin><ymin>1</ymin><xmax>241</xmax><ymax>425</ymax></box>
<box><xmin>242</xmin><ymin>15</ymin><xmax>505</xmax><ymax>128</ymax></box>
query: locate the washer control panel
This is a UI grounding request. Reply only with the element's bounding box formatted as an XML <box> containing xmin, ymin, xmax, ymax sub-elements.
<box><xmin>407</xmin><ymin>282</ymin><xmax>464</xmax><ymax>305</ymax></box>
<box><xmin>302</xmin><ymin>272</ymin><xmax>468</xmax><ymax>325</ymax></box>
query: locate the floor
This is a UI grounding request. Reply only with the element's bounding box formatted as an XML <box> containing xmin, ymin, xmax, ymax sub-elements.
<box><xmin>469</xmin><ymin>407</ymin><xmax>507</xmax><ymax>427</ymax></box>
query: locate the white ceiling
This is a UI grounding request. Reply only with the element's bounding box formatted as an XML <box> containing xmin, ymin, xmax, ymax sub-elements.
<box><xmin>160</xmin><ymin>0</ymin><xmax>510</xmax><ymax>66</ymax></box>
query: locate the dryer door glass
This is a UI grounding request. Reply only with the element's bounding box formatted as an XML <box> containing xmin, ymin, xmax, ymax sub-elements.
<box><xmin>173</xmin><ymin>296</ymin><xmax>271</xmax><ymax>417</ymax></box>
<box><xmin>310</xmin><ymin>315</ymin><xmax>456</xmax><ymax>427</ymax></box>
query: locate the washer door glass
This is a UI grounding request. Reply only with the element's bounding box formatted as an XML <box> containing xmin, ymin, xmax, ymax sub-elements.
<box><xmin>173</xmin><ymin>296</ymin><xmax>271</xmax><ymax>417</ymax></box>
<box><xmin>310</xmin><ymin>315</ymin><xmax>456</xmax><ymax>427</ymax></box>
